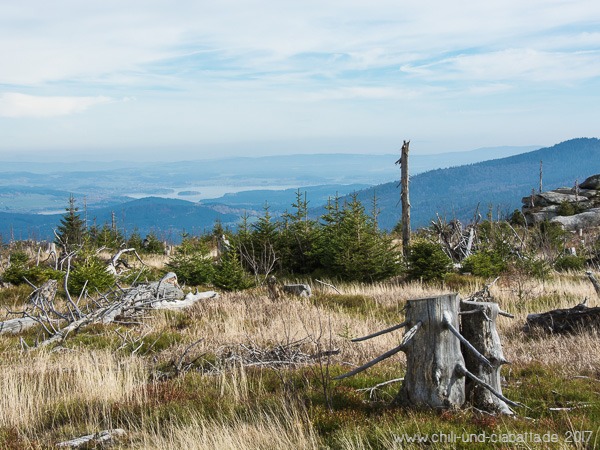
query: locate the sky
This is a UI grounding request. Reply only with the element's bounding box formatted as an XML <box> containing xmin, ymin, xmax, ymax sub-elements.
<box><xmin>1</xmin><ymin>0</ymin><xmax>600</xmax><ymax>161</ymax></box>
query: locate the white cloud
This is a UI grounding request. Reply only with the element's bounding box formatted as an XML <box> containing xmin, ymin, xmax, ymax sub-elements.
<box><xmin>402</xmin><ymin>48</ymin><xmax>600</xmax><ymax>83</ymax></box>
<box><xmin>2</xmin><ymin>1</ymin><xmax>600</xmax><ymax>86</ymax></box>
<box><xmin>0</xmin><ymin>93</ymin><xmax>112</xmax><ymax>118</ymax></box>
<box><xmin>301</xmin><ymin>86</ymin><xmax>427</xmax><ymax>102</ymax></box>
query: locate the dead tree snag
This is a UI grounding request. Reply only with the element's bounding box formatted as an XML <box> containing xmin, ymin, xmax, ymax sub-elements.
<box><xmin>396</xmin><ymin>140</ymin><xmax>411</xmax><ymax>257</ymax></box>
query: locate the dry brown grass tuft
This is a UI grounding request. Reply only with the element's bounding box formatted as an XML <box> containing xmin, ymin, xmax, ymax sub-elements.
<box><xmin>0</xmin><ymin>349</ymin><xmax>147</xmax><ymax>432</ymax></box>
<box><xmin>138</xmin><ymin>399</ymin><xmax>320</xmax><ymax>450</ymax></box>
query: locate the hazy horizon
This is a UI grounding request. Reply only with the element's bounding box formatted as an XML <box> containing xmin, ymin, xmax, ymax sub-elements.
<box><xmin>1</xmin><ymin>2</ymin><xmax>599</xmax><ymax>161</ymax></box>
<box><xmin>0</xmin><ymin>143</ymin><xmax>542</xmax><ymax>164</ymax></box>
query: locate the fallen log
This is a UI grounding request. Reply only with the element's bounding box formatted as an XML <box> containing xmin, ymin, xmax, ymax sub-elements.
<box><xmin>152</xmin><ymin>290</ymin><xmax>218</xmax><ymax>310</ymax></box>
<box><xmin>0</xmin><ymin>271</ymin><xmax>217</xmax><ymax>346</ymax></box>
<box><xmin>39</xmin><ymin>283</ymin><xmax>216</xmax><ymax>347</ymax></box>
<box><xmin>525</xmin><ymin>301</ymin><xmax>600</xmax><ymax>334</ymax></box>
<box><xmin>0</xmin><ymin>317</ymin><xmax>39</xmax><ymax>334</ymax></box>
<box><xmin>57</xmin><ymin>429</ymin><xmax>126</xmax><ymax>448</ymax></box>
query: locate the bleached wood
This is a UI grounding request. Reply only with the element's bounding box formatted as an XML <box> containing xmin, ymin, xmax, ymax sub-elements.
<box><xmin>152</xmin><ymin>291</ymin><xmax>218</xmax><ymax>310</ymax></box>
<box><xmin>0</xmin><ymin>317</ymin><xmax>38</xmax><ymax>334</ymax></box>
<box><xmin>460</xmin><ymin>300</ymin><xmax>513</xmax><ymax>414</ymax></box>
<box><xmin>396</xmin><ymin>293</ymin><xmax>466</xmax><ymax>409</ymax></box>
<box><xmin>400</xmin><ymin>140</ymin><xmax>411</xmax><ymax>256</ymax></box>
<box><xmin>334</xmin><ymin>344</ymin><xmax>406</xmax><ymax>380</ymax></box>
<box><xmin>443</xmin><ymin>311</ymin><xmax>492</xmax><ymax>369</ymax></box>
<box><xmin>351</xmin><ymin>321</ymin><xmax>408</xmax><ymax>342</ymax></box>
<box><xmin>57</xmin><ymin>429</ymin><xmax>126</xmax><ymax>448</ymax></box>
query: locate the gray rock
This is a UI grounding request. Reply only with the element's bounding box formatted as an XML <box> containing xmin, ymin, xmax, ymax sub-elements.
<box><xmin>524</xmin><ymin>206</ymin><xmax>559</xmax><ymax>224</ymax></box>
<box><xmin>580</xmin><ymin>174</ymin><xmax>600</xmax><ymax>190</ymax></box>
<box><xmin>536</xmin><ymin>191</ymin><xmax>592</xmax><ymax>207</ymax></box>
<box><xmin>553</xmin><ymin>187</ymin><xmax>598</xmax><ymax>198</ymax></box>
<box><xmin>550</xmin><ymin>208</ymin><xmax>600</xmax><ymax>231</ymax></box>
<box><xmin>553</xmin><ymin>188</ymin><xmax>576</xmax><ymax>195</ymax></box>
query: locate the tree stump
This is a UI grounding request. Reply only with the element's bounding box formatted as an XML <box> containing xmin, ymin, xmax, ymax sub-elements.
<box><xmin>460</xmin><ymin>300</ymin><xmax>512</xmax><ymax>414</ymax></box>
<box><xmin>396</xmin><ymin>293</ymin><xmax>466</xmax><ymax>409</ymax></box>
<box><xmin>339</xmin><ymin>293</ymin><xmax>522</xmax><ymax>413</ymax></box>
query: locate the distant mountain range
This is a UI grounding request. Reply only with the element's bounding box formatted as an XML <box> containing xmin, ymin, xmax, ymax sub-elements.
<box><xmin>346</xmin><ymin>137</ymin><xmax>600</xmax><ymax>230</ymax></box>
<box><xmin>2</xmin><ymin>139</ymin><xmax>598</xmax><ymax>242</ymax></box>
<box><xmin>0</xmin><ymin>145</ymin><xmax>538</xmax><ymax>214</ymax></box>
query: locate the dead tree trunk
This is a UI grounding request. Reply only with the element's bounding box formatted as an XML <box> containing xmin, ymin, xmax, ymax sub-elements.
<box><xmin>460</xmin><ymin>300</ymin><xmax>512</xmax><ymax>414</ymax></box>
<box><xmin>396</xmin><ymin>140</ymin><xmax>411</xmax><ymax>257</ymax></box>
<box><xmin>396</xmin><ymin>293</ymin><xmax>465</xmax><ymax>409</ymax></box>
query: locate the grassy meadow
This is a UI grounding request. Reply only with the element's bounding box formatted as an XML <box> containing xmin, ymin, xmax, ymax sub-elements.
<box><xmin>0</xmin><ymin>262</ymin><xmax>599</xmax><ymax>449</ymax></box>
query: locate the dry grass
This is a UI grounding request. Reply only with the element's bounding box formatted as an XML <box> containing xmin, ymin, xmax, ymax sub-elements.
<box><xmin>137</xmin><ymin>400</ymin><xmax>320</xmax><ymax>450</ymax></box>
<box><xmin>1</xmin><ymin>271</ymin><xmax>599</xmax><ymax>448</ymax></box>
<box><xmin>0</xmin><ymin>349</ymin><xmax>147</xmax><ymax>432</ymax></box>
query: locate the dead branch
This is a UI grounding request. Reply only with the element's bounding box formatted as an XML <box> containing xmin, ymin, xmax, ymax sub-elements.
<box><xmin>315</xmin><ymin>279</ymin><xmax>342</xmax><ymax>294</ymax></box>
<box><xmin>351</xmin><ymin>321</ymin><xmax>408</xmax><ymax>342</ymax></box>
<box><xmin>443</xmin><ymin>311</ymin><xmax>492</xmax><ymax>369</ymax></box>
<box><xmin>107</xmin><ymin>248</ymin><xmax>147</xmax><ymax>275</ymax></box>
<box><xmin>334</xmin><ymin>344</ymin><xmax>406</xmax><ymax>380</ymax></box>
<box><xmin>357</xmin><ymin>377</ymin><xmax>404</xmax><ymax>400</ymax></box>
<box><xmin>456</xmin><ymin>365</ymin><xmax>525</xmax><ymax>410</ymax></box>
<box><xmin>57</xmin><ymin>429</ymin><xmax>126</xmax><ymax>448</ymax></box>
<box><xmin>175</xmin><ymin>338</ymin><xmax>205</xmax><ymax>375</ymax></box>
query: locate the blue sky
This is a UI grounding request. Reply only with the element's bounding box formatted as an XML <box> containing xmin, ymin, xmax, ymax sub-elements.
<box><xmin>1</xmin><ymin>0</ymin><xmax>599</xmax><ymax>161</ymax></box>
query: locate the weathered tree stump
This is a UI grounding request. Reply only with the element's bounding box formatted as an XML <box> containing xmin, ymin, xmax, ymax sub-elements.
<box><xmin>338</xmin><ymin>293</ymin><xmax>522</xmax><ymax>413</ymax></box>
<box><xmin>460</xmin><ymin>300</ymin><xmax>512</xmax><ymax>414</ymax></box>
<box><xmin>396</xmin><ymin>293</ymin><xmax>466</xmax><ymax>409</ymax></box>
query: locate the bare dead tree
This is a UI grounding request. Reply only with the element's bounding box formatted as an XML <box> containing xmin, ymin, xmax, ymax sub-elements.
<box><xmin>396</xmin><ymin>140</ymin><xmax>411</xmax><ymax>257</ymax></box>
<box><xmin>239</xmin><ymin>241</ymin><xmax>279</xmax><ymax>285</ymax></box>
<box><xmin>106</xmin><ymin>247</ymin><xmax>146</xmax><ymax>275</ymax></box>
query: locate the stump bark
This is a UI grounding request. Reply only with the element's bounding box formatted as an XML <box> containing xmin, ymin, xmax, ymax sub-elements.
<box><xmin>396</xmin><ymin>293</ymin><xmax>465</xmax><ymax>409</ymax></box>
<box><xmin>460</xmin><ymin>300</ymin><xmax>512</xmax><ymax>414</ymax></box>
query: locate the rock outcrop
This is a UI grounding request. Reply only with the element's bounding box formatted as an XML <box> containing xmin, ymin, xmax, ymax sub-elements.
<box><xmin>522</xmin><ymin>174</ymin><xmax>600</xmax><ymax>231</ymax></box>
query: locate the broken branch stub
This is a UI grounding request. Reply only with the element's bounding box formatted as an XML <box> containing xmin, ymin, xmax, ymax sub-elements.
<box><xmin>395</xmin><ymin>293</ymin><xmax>466</xmax><ymax>409</ymax></box>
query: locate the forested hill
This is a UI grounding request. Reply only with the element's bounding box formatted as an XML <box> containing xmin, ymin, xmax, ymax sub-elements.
<box><xmin>0</xmin><ymin>197</ymin><xmax>239</xmax><ymax>243</ymax></box>
<box><xmin>350</xmin><ymin>138</ymin><xmax>600</xmax><ymax>230</ymax></box>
